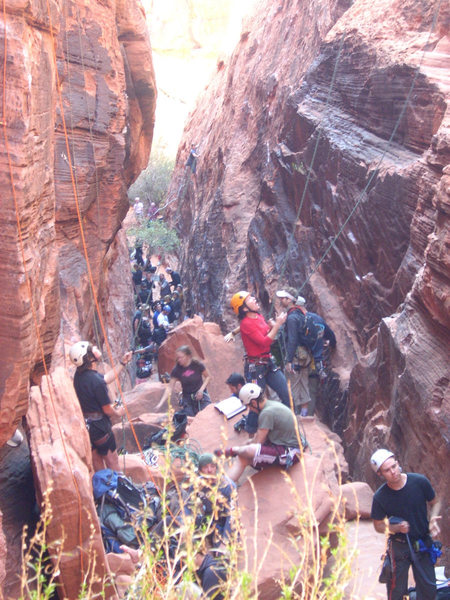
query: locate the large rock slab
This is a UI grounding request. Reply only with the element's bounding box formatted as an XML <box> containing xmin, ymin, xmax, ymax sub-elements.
<box><xmin>27</xmin><ymin>368</ymin><xmax>110</xmax><ymax>599</ymax></box>
<box><xmin>187</xmin><ymin>404</ymin><xmax>352</xmax><ymax>596</ymax></box>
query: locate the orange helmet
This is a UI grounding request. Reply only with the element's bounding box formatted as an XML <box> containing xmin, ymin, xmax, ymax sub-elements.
<box><xmin>230</xmin><ymin>291</ymin><xmax>250</xmax><ymax>314</ymax></box>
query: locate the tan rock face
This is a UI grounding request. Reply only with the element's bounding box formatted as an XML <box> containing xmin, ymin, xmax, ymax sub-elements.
<box><xmin>166</xmin><ymin>0</ymin><xmax>449</xmax><ymax>560</ymax></box>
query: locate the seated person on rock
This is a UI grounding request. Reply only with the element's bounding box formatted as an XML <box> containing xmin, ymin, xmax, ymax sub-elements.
<box><xmin>215</xmin><ymin>383</ymin><xmax>304</xmax><ymax>483</ymax></box>
<box><xmin>69</xmin><ymin>341</ymin><xmax>132</xmax><ymax>471</ymax></box>
<box><xmin>157</xmin><ymin>345</ymin><xmax>211</xmax><ymax>416</ymax></box>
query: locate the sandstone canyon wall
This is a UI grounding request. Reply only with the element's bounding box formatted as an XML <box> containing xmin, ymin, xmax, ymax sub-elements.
<box><xmin>0</xmin><ymin>0</ymin><xmax>155</xmax><ymax>596</ymax></box>
<box><xmin>167</xmin><ymin>0</ymin><xmax>449</xmax><ymax>551</ymax></box>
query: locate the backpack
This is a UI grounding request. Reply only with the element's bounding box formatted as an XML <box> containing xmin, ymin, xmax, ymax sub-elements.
<box><xmin>92</xmin><ymin>469</ymin><xmax>161</xmax><ymax>553</ymax></box>
<box><xmin>143</xmin><ymin>412</ymin><xmax>188</xmax><ymax>448</ymax></box>
<box><xmin>288</xmin><ymin>308</ymin><xmax>320</xmax><ymax>352</ymax></box>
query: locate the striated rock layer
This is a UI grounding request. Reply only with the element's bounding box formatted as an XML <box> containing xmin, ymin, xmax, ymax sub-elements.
<box><xmin>0</xmin><ymin>0</ymin><xmax>155</xmax><ymax>444</ymax></box>
<box><xmin>167</xmin><ymin>0</ymin><xmax>449</xmax><ymax>553</ymax></box>
<box><xmin>0</xmin><ymin>0</ymin><xmax>156</xmax><ymax>596</ymax></box>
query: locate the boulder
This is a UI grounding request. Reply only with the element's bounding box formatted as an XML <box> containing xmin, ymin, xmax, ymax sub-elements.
<box><xmin>121</xmin><ymin>452</ymin><xmax>186</xmax><ymax>488</ymax></box>
<box><xmin>340</xmin><ymin>482</ymin><xmax>374</xmax><ymax>520</ymax></box>
<box><xmin>122</xmin><ymin>381</ymin><xmax>167</xmax><ymax>419</ymax></box>
<box><xmin>187</xmin><ymin>403</ymin><xmax>352</xmax><ymax>597</ymax></box>
<box><xmin>107</xmin><ymin>552</ymin><xmax>136</xmax><ymax>577</ymax></box>
<box><xmin>187</xmin><ymin>404</ymin><xmax>348</xmax><ymax>479</ymax></box>
<box><xmin>27</xmin><ymin>367</ymin><xmax>110</xmax><ymax>599</ymax></box>
<box><xmin>157</xmin><ymin>316</ymin><xmax>245</xmax><ymax>401</ymax></box>
<box><xmin>237</xmin><ymin>455</ymin><xmax>340</xmax><ymax>599</ymax></box>
<box><xmin>113</xmin><ymin>413</ymin><xmax>166</xmax><ymax>454</ymax></box>
<box><xmin>344</xmin><ymin>520</ymin><xmax>386</xmax><ymax>599</ymax></box>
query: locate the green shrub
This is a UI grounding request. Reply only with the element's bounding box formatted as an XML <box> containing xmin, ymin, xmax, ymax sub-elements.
<box><xmin>128</xmin><ymin>147</ymin><xmax>174</xmax><ymax>208</ymax></box>
<box><xmin>127</xmin><ymin>219</ymin><xmax>179</xmax><ymax>258</ymax></box>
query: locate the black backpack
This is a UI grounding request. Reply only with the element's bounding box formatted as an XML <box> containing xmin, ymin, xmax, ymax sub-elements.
<box><xmin>143</xmin><ymin>412</ymin><xmax>188</xmax><ymax>448</ymax></box>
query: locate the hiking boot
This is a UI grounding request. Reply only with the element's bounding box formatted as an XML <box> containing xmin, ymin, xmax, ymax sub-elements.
<box><xmin>214</xmin><ymin>447</ymin><xmax>236</xmax><ymax>458</ymax></box>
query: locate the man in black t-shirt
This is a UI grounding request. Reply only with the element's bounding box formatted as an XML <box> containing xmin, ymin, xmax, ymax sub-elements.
<box><xmin>370</xmin><ymin>449</ymin><xmax>441</xmax><ymax>600</ymax></box>
<box><xmin>70</xmin><ymin>341</ymin><xmax>132</xmax><ymax>471</ymax></box>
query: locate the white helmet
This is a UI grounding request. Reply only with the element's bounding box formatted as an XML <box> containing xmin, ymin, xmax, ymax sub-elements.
<box><xmin>69</xmin><ymin>341</ymin><xmax>90</xmax><ymax>367</ymax></box>
<box><xmin>239</xmin><ymin>383</ymin><xmax>262</xmax><ymax>405</ymax></box>
<box><xmin>370</xmin><ymin>449</ymin><xmax>394</xmax><ymax>473</ymax></box>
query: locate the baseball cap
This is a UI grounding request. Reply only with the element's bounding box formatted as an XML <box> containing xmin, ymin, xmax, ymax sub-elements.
<box><xmin>276</xmin><ymin>287</ymin><xmax>298</xmax><ymax>301</ymax></box>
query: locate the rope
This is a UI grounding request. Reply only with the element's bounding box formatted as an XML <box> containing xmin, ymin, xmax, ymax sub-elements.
<box><xmin>42</xmin><ymin>0</ymin><xmax>155</xmax><ymax>482</ymax></box>
<box><xmin>298</xmin><ymin>0</ymin><xmax>442</xmax><ymax>294</ymax></box>
<box><xmin>269</xmin><ymin>32</ymin><xmax>346</xmax><ymax>317</ymax></box>
<box><xmin>61</xmin><ymin>20</ymin><xmax>101</xmax><ymax>350</ymax></box>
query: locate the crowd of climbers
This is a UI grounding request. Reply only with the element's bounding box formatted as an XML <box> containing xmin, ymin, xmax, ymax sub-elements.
<box><xmin>130</xmin><ymin>246</ymin><xmax>185</xmax><ymax>366</ymax></box>
<box><xmin>67</xmin><ymin>279</ymin><xmax>443</xmax><ymax>599</ymax></box>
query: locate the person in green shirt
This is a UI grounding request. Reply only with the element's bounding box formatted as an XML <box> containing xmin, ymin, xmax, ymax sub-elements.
<box><xmin>215</xmin><ymin>383</ymin><xmax>304</xmax><ymax>482</ymax></box>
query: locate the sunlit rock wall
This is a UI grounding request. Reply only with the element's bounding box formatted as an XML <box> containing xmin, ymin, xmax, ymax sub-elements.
<box><xmin>0</xmin><ymin>0</ymin><xmax>155</xmax><ymax>443</ymax></box>
<box><xmin>167</xmin><ymin>0</ymin><xmax>449</xmax><ymax>548</ymax></box>
<box><xmin>0</xmin><ymin>0</ymin><xmax>156</xmax><ymax>595</ymax></box>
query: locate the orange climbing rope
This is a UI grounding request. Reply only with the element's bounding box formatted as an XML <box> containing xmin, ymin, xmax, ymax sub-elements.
<box><xmin>41</xmin><ymin>0</ymin><xmax>157</xmax><ymax>471</ymax></box>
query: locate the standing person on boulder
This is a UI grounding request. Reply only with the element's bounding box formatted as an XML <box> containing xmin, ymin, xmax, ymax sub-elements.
<box><xmin>69</xmin><ymin>341</ymin><xmax>132</xmax><ymax>472</ymax></box>
<box><xmin>370</xmin><ymin>449</ymin><xmax>441</xmax><ymax>600</ymax></box>
<box><xmin>156</xmin><ymin>345</ymin><xmax>211</xmax><ymax>416</ymax></box>
<box><xmin>276</xmin><ymin>287</ymin><xmax>315</xmax><ymax>416</ymax></box>
<box><xmin>228</xmin><ymin>291</ymin><xmax>290</xmax><ymax>407</ymax></box>
<box><xmin>166</xmin><ymin>267</ymin><xmax>181</xmax><ymax>289</ymax></box>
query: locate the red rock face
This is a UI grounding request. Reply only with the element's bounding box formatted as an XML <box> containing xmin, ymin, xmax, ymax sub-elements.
<box><xmin>167</xmin><ymin>0</ymin><xmax>449</xmax><ymax>555</ymax></box>
<box><xmin>27</xmin><ymin>368</ymin><xmax>111</xmax><ymax>599</ymax></box>
<box><xmin>0</xmin><ymin>0</ymin><xmax>156</xmax><ymax>594</ymax></box>
<box><xmin>0</xmin><ymin>0</ymin><xmax>155</xmax><ymax>442</ymax></box>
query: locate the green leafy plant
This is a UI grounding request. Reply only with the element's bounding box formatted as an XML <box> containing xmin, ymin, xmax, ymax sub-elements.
<box><xmin>127</xmin><ymin>219</ymin><xmax>179</xmax><ymax>258</ymax></box>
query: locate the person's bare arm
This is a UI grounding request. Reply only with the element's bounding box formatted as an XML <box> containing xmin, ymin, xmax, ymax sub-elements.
<box><xmin>102</xmin><ymin>403</ymin><xmax>125</xmax><ymax>418</ymax></box>
<box><xmin>155</xmin><ymin>378</ymin><xmax>176</xmax><ymax>410</ymax></box>
<box><xmin>429</xmin><ymin>497</ymin><xmax>442</xmax><ymax>537</ymax></box>
<box><xmin>372</xmin><ymin>518</ymin><xmax>409</xmax><ymax>535</ymax></box>
<box><xmin>252</xmin><ymin>428</ymin><xmax>269</xmax><ymax>445</ymax></box>
<box><xmin>104</xmin><ymin>351</ymin><xmax>133</xmax><ymax>384</ymax></box>
<box><xmin>267</xmin><ymin>312</ymin><xmax>287</xmax><ymax>340</ymax></box>
<box><xmin>195</xmin><ymin>370</ymin><xmax>210</xmax><ymax>399</ymax></box>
